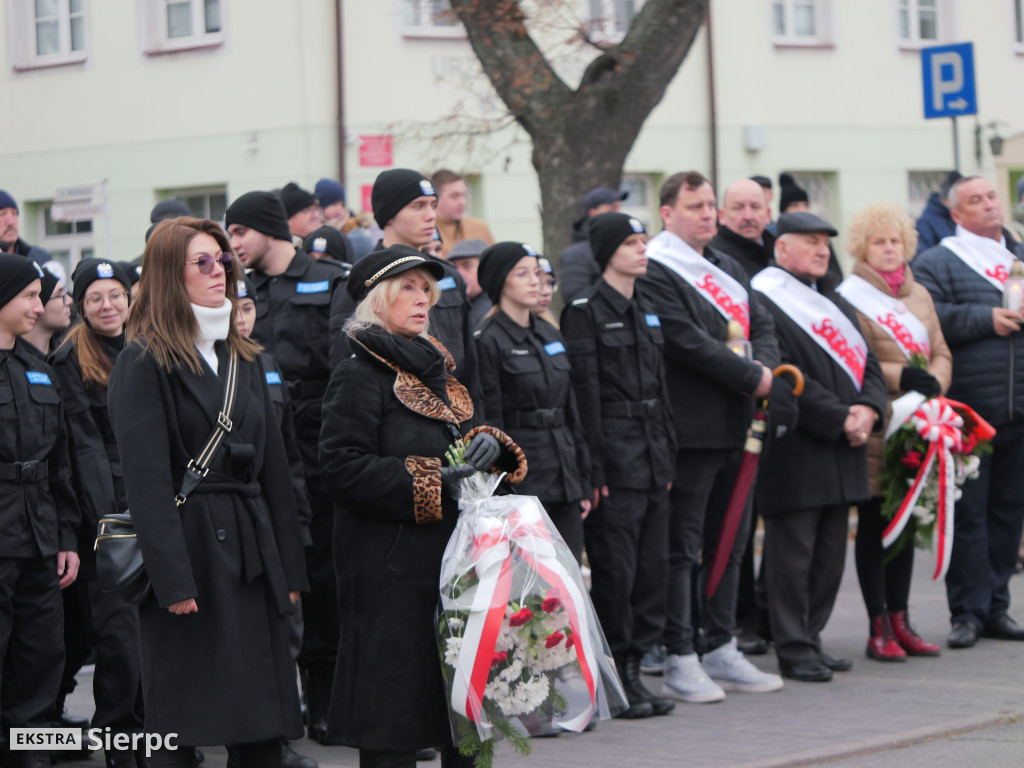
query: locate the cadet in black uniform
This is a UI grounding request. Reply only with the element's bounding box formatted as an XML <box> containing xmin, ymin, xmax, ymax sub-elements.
<box><xmin>49</xmin><ymin>259</ymin><xmax>144</xmax><ymax>768</ymax></box>
<box><xmin>0</xmin><ymin>254</ymin><xmax>81</xmax><ymax>768</ymax></box>
<box><xmin>327</xmin><ymin>169</ymin><xmax>481</xmax><ymax>404</ymax></box>
<box><xmin>224</xmin><ymin>192</ymin><xmax>347</xmax><ymax>744</ymax></box>
<box><xmin>560</xmin><ymin>213</ymin><xmax>676</xmax><ymax>720</ymax></box>
<box><xmin>474</xmin><ymin>242</ymin><xmax>591</xmax><ymax>561</ymax></box>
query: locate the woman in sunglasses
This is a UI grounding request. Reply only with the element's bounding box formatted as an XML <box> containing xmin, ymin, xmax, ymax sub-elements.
<box><xmin>50</xmin><ymin>259</ymin><xmax>144</xmax><ymax>768</ymax></box>
<box><xmin>108</xmin><ymin>218</ymin><xmax>308</xmax><ymax>768</ymax></box>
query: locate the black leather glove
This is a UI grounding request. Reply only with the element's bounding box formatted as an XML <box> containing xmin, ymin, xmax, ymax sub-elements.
<box><xmin>899</xmin><ymin>366</ymin><xmax>942</xmax><ymax>397</ymax></box>
<box><xmin>440</xmin><ymin>465</ymin><xmax>474</xmax><ymax>499</ymax></box>
<box><xmin>463</xmin><ymin>433</ymin><xmax>501</xmax><ymax>472</ymax></box>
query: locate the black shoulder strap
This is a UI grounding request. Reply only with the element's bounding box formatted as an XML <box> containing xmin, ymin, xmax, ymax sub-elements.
<box><xmin>176</xmin><ymin>349</ymin><xmax>239</xmax><ymax>507</ymax></box>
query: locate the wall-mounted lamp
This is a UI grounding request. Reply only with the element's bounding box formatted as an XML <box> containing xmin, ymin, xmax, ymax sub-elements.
<box><xmin>975</xmin><ymin>121</ymin><xmax>1008</xmax><ymax>165</ymax></box>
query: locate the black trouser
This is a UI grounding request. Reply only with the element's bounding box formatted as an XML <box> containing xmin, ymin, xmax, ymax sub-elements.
<box><xmin>763</xmin><ymin>505</ymin><xmax>848</xmax><ymax>665</ymax></box>
<box><xmin>945</xmin><ymin>419</ymin><xmax>1024</xmax><ymax>630</ymax></box>
<box><xmin>664</xmin><ymin>448</ymin><xmax>750</xmax><ymax>656</ymax></box>
<box><xmin>299</xmin><ymin>471</ymin><xmax>338</xmax><ymax>671</ymax></box>
<box><xmin>149</xmin><ymin>741</ymin><xmax>280</xmax><ymax>768</ymax></box>
<box><xmin>735</xmin><ymin>505</ymin><xmax>770</xmax><ymax>634</ymax></box>
<box><xmin>58</xmin><ymin>576</ymin><xmax>93</xmax><ymax>702</ymax></box>
<box><xmin>854</xmin><ymin>497</ymin><xmax>914</xmax><ymax>622</ymax></box>
<box><xmin>359</xmin><ymin>747</ymin><xmax>474</xmax><ymax>768</ymax></box>
<box><xmin>584</xmin><ymin>486</ymin><xmax>670</xmax><ymax>657</ymax></box>
<box><xmin>86</xmin><ymin>579</ymin><xmax>144</xmax><ymax>733</ymax></box>
<box><xmin>543</xmin><ymin>500</ymin><xmax>583</xmax><ymax>565</ymax></box>
<box><xmin>0</xmin><ymin>556</ymin><xmax>65</xmax><ymax>742</ymax></box>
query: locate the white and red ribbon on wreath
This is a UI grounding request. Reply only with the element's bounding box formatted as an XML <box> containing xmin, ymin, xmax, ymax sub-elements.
<box><xmin>449</xmin><ymin>500</ymin><xmax>601</xmax><ymax>732</ymax></box>
<box><xmin>882</xmin><ymin>398</ymin><xmax>962</xmax><ymax>580</ymax></box>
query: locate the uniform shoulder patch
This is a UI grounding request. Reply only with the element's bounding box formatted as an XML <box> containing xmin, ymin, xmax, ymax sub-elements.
<box><xmin>571</xmin><ymin>297</ymin><xmax>589</xmax><ymax>305</ymax></box>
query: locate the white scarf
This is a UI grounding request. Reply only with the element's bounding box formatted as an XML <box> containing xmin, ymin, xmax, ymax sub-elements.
<box><xmin>752</xmin><ymin>266</ymin><xmax>868</xmax><ymax>391</ymax></box>
<box><xmin>836</xmin><ymin>274</ymin><xmax>931</xmax><ymax>361</ymax></box>
<box><xmin>939</xmin><ymin>225</ymin><xmax>1014</xmax><ymax>292</ymax></box>
<box><xmin>192</xmin><ymin>299</ymin><xmax>232</xmax><ymax>374</ymax></box>
<box><xmin>646</xmin><ymin>230</ymin><xmax>751</xmax><ymax>338</ymax></box>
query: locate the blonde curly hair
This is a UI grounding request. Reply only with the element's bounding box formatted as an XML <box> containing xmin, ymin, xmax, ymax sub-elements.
<box><xmin>845</xmin><ymin>202</ymin><xmax>918</xmax><ymax>263</ymax></box>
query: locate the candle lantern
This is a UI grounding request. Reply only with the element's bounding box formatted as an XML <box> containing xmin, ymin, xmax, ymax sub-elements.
<box><xmin>726</xmin><ymin>320</ymin><xmax>752</xmax><ymax>360</ymax></box>
<box><xmin>1004</xmin><ymin>260</ymin><xmax>1024</xmax><ymax>315</ymax></box>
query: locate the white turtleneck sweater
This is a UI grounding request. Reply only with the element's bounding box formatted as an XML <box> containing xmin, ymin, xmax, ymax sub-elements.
<box><xmin>191</xmin><ymin>299</ymin><xmax>232</xmax><ymax>374</ymax></box>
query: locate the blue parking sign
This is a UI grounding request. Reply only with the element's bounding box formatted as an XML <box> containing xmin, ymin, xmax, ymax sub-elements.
<box><xmin>921</xmin><ymin>43</ymin><xmax>977</xmax><ymax>119</ymax></box>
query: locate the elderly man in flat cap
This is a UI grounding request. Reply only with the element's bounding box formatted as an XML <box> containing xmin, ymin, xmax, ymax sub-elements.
<box><xmin>751</xmin><ymin>212</ymin><xmax>887</xmax><ymax>683</ymax></box>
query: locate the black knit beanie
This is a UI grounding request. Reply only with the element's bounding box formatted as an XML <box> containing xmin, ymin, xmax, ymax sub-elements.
<box><xmin>478</xmin><ymin>242</ymin><xmax>540</xmax><ymax>305</ymax></box>
<box><xmin>39</xmin><ymin>267</ymin><xmax>60</xmax><ymax>305</ymax></box>
<box><xmin>778</xmin><ymin>173</ymin><xmax>809</xmax><ymax>213</ymax></box>
<box><xmin>0</xmin><ymin>254</ymin><xmax>44</xmax><ymax>309</ymax></box>
<box><xmin>224</xmin><ymin>191</ymin><xmax>293</xmax><ymax>242</ymax></box>
<box><xmin>150</xmin><ymin>199</ymin><xmax>192</xmax><ymax>224</ymax></box>
<box><xmin>371</xmin><ymin>169</ymin><xmax>436</xmax><ymax>228</ymax></box>
<box><xmin>588</xmin><ymin>212</ymin><xmax>647</xmax><ymax>269</ymax></box>
<box><xmin>303</xmin><ymin>226</ymin><xmax>348</xmax><ymax>262</ymax></box>
<box><xmin>71</xmin><ymin>259</ymin><xmax>131</xmax><ymax>306</ymax></box>
<box><xmin>278</xmin><ymin>182</ymin><xmax>318</xmax><ymax>218</ymax></box>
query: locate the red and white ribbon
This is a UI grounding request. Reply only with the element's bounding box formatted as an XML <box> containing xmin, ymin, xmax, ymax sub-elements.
<box><xmin>882</xmin><ymin>398</ymin><xmax>963</xmax><ymax>580</ymax></box>
<box><xmin>448</xmin><ymin>498</ymin><xmax>602</xmax><ymax>732</ymax></box>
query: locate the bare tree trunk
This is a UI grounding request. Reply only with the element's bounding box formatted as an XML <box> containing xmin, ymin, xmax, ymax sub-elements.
<box><xmin>449</xmin><ymin>0</ymin><xmax>708</xmax><ymax>264</ymax></box>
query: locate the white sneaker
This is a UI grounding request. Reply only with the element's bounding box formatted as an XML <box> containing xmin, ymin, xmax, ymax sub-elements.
<box><xmin>702</xmin><ymin>637</ymin><xmax>785</xmax><ymax>692</ymax></box>
<box><xmin>661</xmin><ymin>653</ymin><xmax>726</xmax><ymax>703</ymax></box>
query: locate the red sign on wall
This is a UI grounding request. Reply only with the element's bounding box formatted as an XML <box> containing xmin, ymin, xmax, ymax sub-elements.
<box><xmin>359</xmin><ymin>135</ymin><xmax>393</xmax><ymax>167</ymax></box>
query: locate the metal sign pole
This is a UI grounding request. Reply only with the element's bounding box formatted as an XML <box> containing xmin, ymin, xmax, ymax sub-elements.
<box><xmin>952</xmin><ymin>116</ymin><xmax>960</xmax><ymax>172</ymax></box>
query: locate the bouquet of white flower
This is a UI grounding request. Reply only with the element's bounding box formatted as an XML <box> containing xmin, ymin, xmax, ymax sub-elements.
<box><xmin>436</xmin><ymin>467</ymin><xmax>626</xmax><ymax>768</ymax></box>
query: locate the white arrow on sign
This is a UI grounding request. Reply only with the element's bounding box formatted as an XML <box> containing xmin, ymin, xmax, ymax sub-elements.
<box><xmin>948</xmin><ymin>97</ymin><xmax>969</xmax><ymax>111</ymax></box>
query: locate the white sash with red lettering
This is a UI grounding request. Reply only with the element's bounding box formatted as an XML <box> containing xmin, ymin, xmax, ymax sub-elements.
<box><xmin>939</xmin><ymin>225</ymin><xmax>1015</xmax><ymax>292</ymax></box>
<box><xmin>646</xmin><ymin>230</ymin><xmax>751</xmax><ymax>338</ymax></box>
<box><xmin>836</xmin><ymin>274</ymin><xmax>931</xmax><ymax>361</ymax></box>
<box><xmin>752</xmin><ymin>266</ymin><xmax>868</xmax><ymax>391</ymax></box>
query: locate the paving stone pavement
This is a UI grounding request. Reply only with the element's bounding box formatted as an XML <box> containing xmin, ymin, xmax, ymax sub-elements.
<box><xmin>67</xmin><ymin>538</ymin><xmax>1024</xmax><ymax>767</ymax></box>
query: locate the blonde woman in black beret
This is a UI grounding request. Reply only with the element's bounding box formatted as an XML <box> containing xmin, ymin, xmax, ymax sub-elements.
<box><xmin>319</xmin><ymin>245</ymin><xmax>526</xmax><ymax>768</ymax></box>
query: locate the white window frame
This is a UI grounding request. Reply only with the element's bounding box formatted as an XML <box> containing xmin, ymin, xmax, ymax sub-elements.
<box><xmin>7</xmin><ymin>0</ymin><xmax>90</xmax><ymax>71</ymax></box>
<box><xmin>158</xmin><ymin>186</ymin><xmax>228</xmax><ymax>223</ymax></box>
<box><xmin>770</xmin><ymin>0</ymin><xmax>834</xmax><ymax>48</ymax></box>
<box><xmin>896</xmin><ymin>0</ymin><xmax>953</xmax><ymax>49</ymax></box>
<box><xmin>30</xmin><ymin>201</ymin><xmax>94</xmax><ymax>275</ymax></box>
<box><xmin>399</xmin><ymin>0</ymin><xmax>465</xmax><ymax>40</ymax></box>
<box><xmin>139</xmin><ymin>0</ymin><xmax>226</xmax><ymax>55</ymax></box>
<box><xmin>583</xmin><ymin>0</ymin><xmax>645</xmax><ymax>46</ymax></box>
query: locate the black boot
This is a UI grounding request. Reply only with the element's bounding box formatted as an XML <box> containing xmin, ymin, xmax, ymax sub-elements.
<box><xmin>613</xmin><ymin>654</ymin><xmax>654</xmax><ymax>719</ymax></box>
<box><xmin>624</xmin><ymin>651</ymin><xmax>675</xmax><ymax>715</ymax></box>
<box><xmin>300</xmin><ymin>663</ymin><xmax>333</xmax><ymax>744</ymax></box>
<box><xmin>281</xmin><ymin>742</ymin><xmax>317</xmax><ymax>768</ymax></box>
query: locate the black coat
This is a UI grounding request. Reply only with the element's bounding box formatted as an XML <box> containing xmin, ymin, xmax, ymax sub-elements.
<box><xmin>475</xmin><ymin>311</ymin><xmax>589</xmax><ymax>502</ymax></box>
<box><xmin>559</xmin><ymin>217</ymin><xmax>601</xmax><ymax>305</ymax></box>
<box><xmin>108</xmin><ymin>342</ymin><xmax>308</xmax><ymax>746</ymax></box>
<box><xmin>561</xmin><ymin>281</ymin><xmax>677</xmax><ymax>489</ymax></box>
<box><xmin>914</xmin><ymin>193</ymin><xmax>956</xmax><ymax>256</ymax></box>
<box><xmin>638</xmin><ymin>246</ymin><xmax>780</xmax><ymax>449</ymax></box>
<box><xmin>754</xmin><ymin>271</ymin><xmax>888</xmax><ymax>516</ymax></box>
<box><xmin>319</xmin><ymin>333</ymin><xmax>525</xmax><ymax>751</ymax></box>
<box><xmin>912</xmin><ymin>232</ymin><xmax>1024</xmax><ymax>428</ymax></box>
<box><xmin>707</xmin><ymin>225</ymin><xmax>775</xmax><ymax>280</ymax></box>
<box><xmin>49</xmin><ymin>336</ymin><xmax>126</xmax><ymax>576</ymax></box>
<box><xmin>0</xmin><ymin>340</ymin><xmax>79</xmax><ymax>558</ymax></box>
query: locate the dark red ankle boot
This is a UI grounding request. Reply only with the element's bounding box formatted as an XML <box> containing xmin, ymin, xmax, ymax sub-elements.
<box><xmin>866</xmin><ymin>614</ymin><xmax>907</xmax><ymax>661</ymax></box>
<box><xmin>890</xmin><ymin>610</ymin><xmax>941</xmax><ymax>656</ymax></box>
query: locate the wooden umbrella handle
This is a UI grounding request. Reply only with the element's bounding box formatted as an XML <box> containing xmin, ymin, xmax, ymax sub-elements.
<box><xmin>773</xmin><ymin>364</ymin><xmax>805</xmax><ymax>397</ymax></box>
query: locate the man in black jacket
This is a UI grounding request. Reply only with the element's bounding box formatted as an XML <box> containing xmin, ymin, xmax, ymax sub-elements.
<box><xmin>225</xmin><ymin>191</ymin><xmax>347</xmax><ymax>746</ymax></box>
<box><xmin>913</xmin><ymin>175</ymin><xmax>1024</xmax><ymax>649</ymax></box>
<box><xmin>639</xmin><ymin>172</ymin><xmax>783</xmax><ymax>703</ymax></box>
<box><xmin>559</xmin><ymin>187</ymin><xmax>628</xmax><ymax>304</ymax></box>
<box><xmin>752</xmin><ymin>212</ymin><xmax>887</xmax><ymax>682</ymax></box>
<box><xmin>0</xmin><ymin>190</ymin><xmax>50</xmax><ymax>262</ymax></box>
<box><xmin>707</xmin><ymin>177</ymin><xmax>776</xmax><ymax>654</ymax></box>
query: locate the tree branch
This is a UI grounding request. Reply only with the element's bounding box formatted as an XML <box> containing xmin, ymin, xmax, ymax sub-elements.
<box><xmin>448</xmin><ymin>0</ymin><xmax>571</xmax><ymax>132</ymax></box>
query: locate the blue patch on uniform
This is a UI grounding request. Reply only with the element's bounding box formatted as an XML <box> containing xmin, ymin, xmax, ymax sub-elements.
<box><xmin>26</xmin><ymin>372</ymin><xmax>52</xmax><ymax>385</ymax></box>
<box><xmin>437</xmin><ymin>276</ymin><xmax>456</xmax><ymax>291</ymax></box>
<box><xmin>645</xmin><ymin>314</ymin><xmax>661</xmax><ymax>327</ymax></box>
<box><xmin>296</xmin><ymin>281</ymin><xmax>329</xmax><ymax>294</ymax></box>
<box><xmin>265</xmin><ymin>371</ymin><xmax>282</xmax><ymax>386</ymax></box>
<box><xmin>544</xmin><ymin>341</ymin><xmax>566</xmax><ymax>356</ymax></box>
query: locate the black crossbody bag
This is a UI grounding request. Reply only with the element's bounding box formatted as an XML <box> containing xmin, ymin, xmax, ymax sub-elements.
<box><xmin>95</xmin><ymin>350</ymin><xmax>239</xmax><ymax>604</ymax></box>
